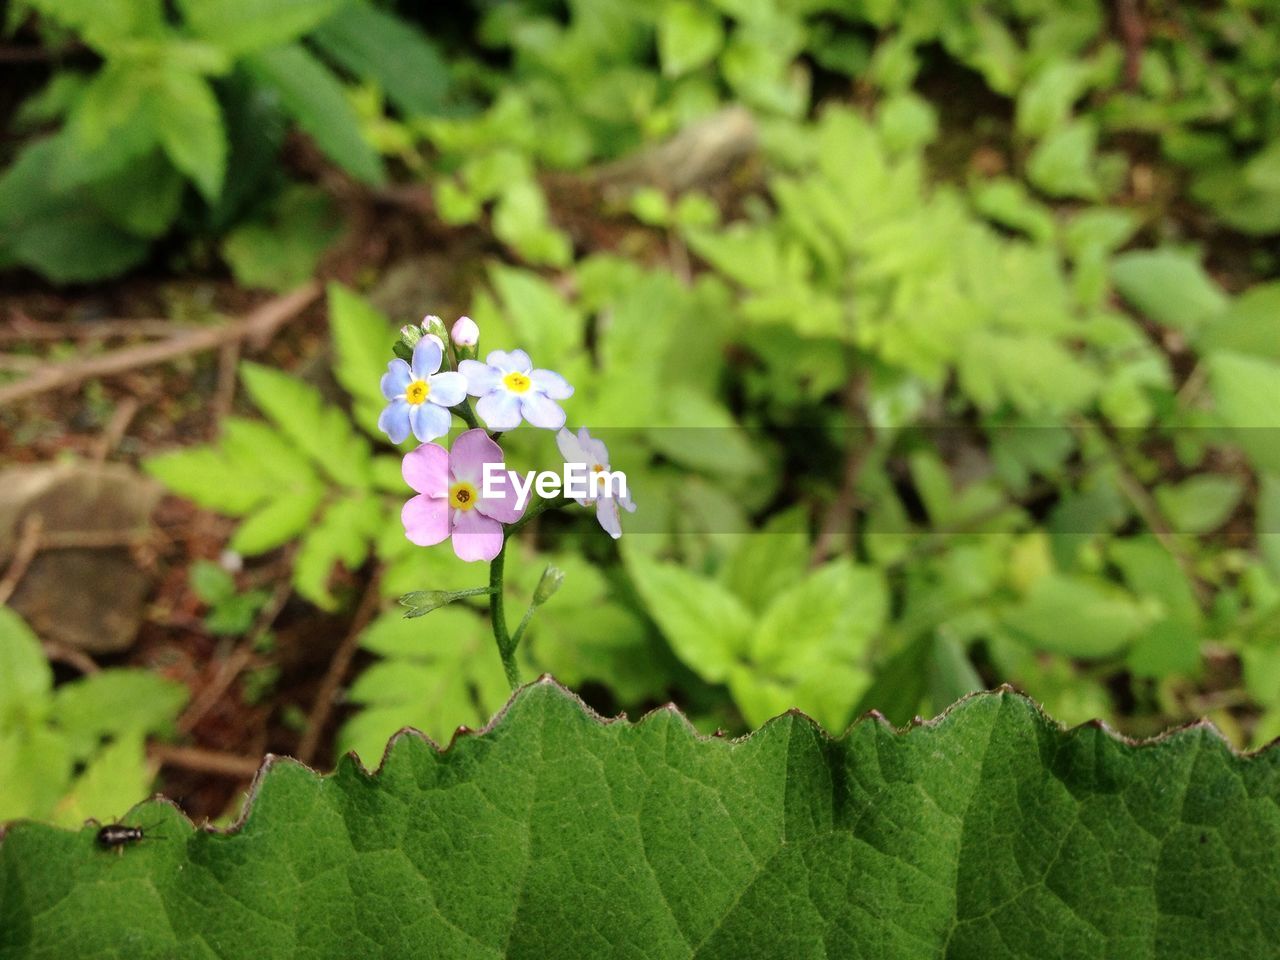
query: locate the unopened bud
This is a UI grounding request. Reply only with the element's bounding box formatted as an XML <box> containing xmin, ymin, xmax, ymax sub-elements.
<box><xmin>451</xmin><ymin>316</ymin><xmax>479</xmax><ymax>347</ymax></box>
<box><xmin>421</xmin><ymin>314</ymin><xmax>448</xmax><ymax>341</ymax></box>
<box><xmin>532</xmin><ymin>565</ymin><xmax>565</xmax><ymax>606</ymax></box>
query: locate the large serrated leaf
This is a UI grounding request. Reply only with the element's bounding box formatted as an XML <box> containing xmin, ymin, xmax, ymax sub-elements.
<box><xmin>3</xmin><ymin>681</ymin><xmax>1278</xmax><ymax>958</ymax></box>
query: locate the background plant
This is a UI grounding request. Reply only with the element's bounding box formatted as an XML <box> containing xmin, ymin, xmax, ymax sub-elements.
<box><xmin>2</xmin><ymin>0</ymin><xmax>1280</xmax><ymax>826</ymax></box>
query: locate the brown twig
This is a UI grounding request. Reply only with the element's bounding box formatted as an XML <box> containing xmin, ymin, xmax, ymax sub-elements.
<box><xmin>0</xmin><ymin>514</ymin><xmax>43</xmax><ymax>605</ymax></box>
<box><xmin>212</xmin><ymin>339</ymin><xmax>241</xmax><ymax>426</ymax></box>
<box><xmin>0</xmin><ymin>282</ymin><xmax>320</xmax><ymax>407</ymax></box>
<box><xmin>296</xmin><ymin>577</ymin><xmax>383</xmax><ymax>765</ymax></box>
<box><xmin>1114</xmin><ymin>0</ymin><xmax>1147</xmax><ymax>90</ymax></box>
<box><xmin>178</xmin><ymin>576</ymin><xmax>293</xmax><ymax>734</ymax></box>
<box><xmin>149</xmin><ymin>744</ymin><xmax>261</xmax><ymax>780</ymax></box>
<box><xmin>92</xmin><ymin>396</ymin><xmax>141</xmax><ymax>462</ymax></box>
<box><xmin>0</xmin><ymin>355</ymin><xmax>41</xmax><ymax>371</ymax></box>
<box><xmin>0</xmin><ymin>319</ymin><xmax>197</xmax><ymax>342</ymax></box>
<box><xmin>40</xmin><ymin>640</ymin><xmax>100</xmax><ymax>675</ymax></box>
<box><xmin>1</xmin><ymin>528</ymin><xmax>150</xmax><ymax>557</ymax></box>
<box><xmin>810</xmin><ymin>373</ymin><xmax>868</xmax><ymax>566</ymax></box>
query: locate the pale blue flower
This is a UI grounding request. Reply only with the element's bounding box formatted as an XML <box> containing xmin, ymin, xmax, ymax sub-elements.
<box><xmin>378</xmin><ymin>338</ymin><xmax>467</xmax><ymax>443</ymax></box>
<box><xmin>556</xmin><ymin>426</ymin><xmax>635</xmax><ymax>539</ymax></box>
<box><xmin>459</xmin><ymin>349</ymin><xmax>573</xmax><ymax>431</ymax></box>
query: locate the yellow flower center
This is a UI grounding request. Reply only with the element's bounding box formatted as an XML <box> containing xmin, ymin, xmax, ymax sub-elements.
<box><xmin>405</xmin><ymin>380</ymin><xmax>429</xmax><ymax>404</ymax></box>
<box><xmin>502</xmin><ymin>372</ymin><xmax>532</xmax><ymax>394</ymax></box>
<box><xmin>450</xmin><ymin>481</ymin><xmax>478</xmax><ymax>511</ymax></box>
<box><xmin>592</xmin><ymin>464</ymin><xmax>606</xmax><ymax>473</ymax></box>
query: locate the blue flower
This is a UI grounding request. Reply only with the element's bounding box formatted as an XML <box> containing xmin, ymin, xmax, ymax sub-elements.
<box><xmin>458</xmin><ymin>349</ymin><xmax>574</xmax><ymax>431</ymax></box>
<box><xmin>378</xmin><ymin>338</ymin><xmax>467</xmax><ymax>443</ymax></box>
<box><xmin>556</xmin><ymin>426</ymin><xmax>635</xmax><ymax>539</ymax></box>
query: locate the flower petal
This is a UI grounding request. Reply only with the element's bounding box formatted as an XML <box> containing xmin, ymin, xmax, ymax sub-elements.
<box><xmin>427</xmin><ymin>370</ymin><xmax>467</xmax><ymax>407</ymax></box>
<box><xmin>451</xmin><ymin>510</ymin><xmax>505</xmax><ymax>562</ymax></box>
<box><xmin>410</xmin><ymin>401</ymin><xmax>452</xmax><ymax>442</ymax></box>
<box><xmin>411</xmin><ymin>337</ymin><xmax>443</xmax><ymax>379</ymax></box>
<box><xmin>556</xmin><ymin>427</ymin><xmax>588</xmax><ymax>464</ymax></box>
<box><xmin>448</xmin><ymin>428</ymin><xmax>504</xmax><ymax>486</ymax></box>
<box><xmin>476</xmin><ymin>390</ymin><xmax>522</xmax><ymax>430</ymax></box>
<box><xmin>577</xmin><ymin>426</ymin><xmax>610</xmax><ymax>466</ymax></box>
<box><xmin>459</xmin><ymin>359</ymin><xmax>501</xmax><ymax>396</ymax></box>
<box><xmin>475</xmin><ymin>467</ymin><xmax>524</xmax><ymax>524</ymax></box>
<box><xmin>381</xmin><ymin>360</ymin><xmax>412</xmax><ymax>400</ymax></box>
<box><xmin>485</xmin><ymin>349</ymin><xmax>532</xmax><ymax>374</ymax></box>
<box><xmin>531</xmin><ymin>368</ymin><xmax>574</xmax><ymax>400</ymax></box>
<box><xmin>402</xmin><ymin>442</ymin><xmax>449</xmax><ymax>495</ymax></box>
<box><xmin>377</xmin><ymin>399</ymin><xmax>412</xmax><ymax>444</ymax></box>
<box><xmin>595</xmin><ymin>496</ymin><xmax>623</xmax><ymax>539</ymax></box>
<box><xmin>519</xmin><ymin>391</ymin><xmax>567</xmax><ymax>430</ymax></box>
<box><xmin>402</xmin><ymin>493</ymin><xmax>450</xmax><ymax>546</ymax></box>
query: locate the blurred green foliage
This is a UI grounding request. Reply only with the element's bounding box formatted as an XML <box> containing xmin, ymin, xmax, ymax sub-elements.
<box><xmin>0</xmin><ymin>0</ymin><xmax>447</xmax><ymax>282</ymax></box>
<box><xmin>0</xmin><ymin>607</ymin><xmax>187</xmax><ymax>826</ymax></box>
<box><xmin>7</xmin><ymin>0</ymin><xmax>1280</xmax><ymax>784</ymax></box>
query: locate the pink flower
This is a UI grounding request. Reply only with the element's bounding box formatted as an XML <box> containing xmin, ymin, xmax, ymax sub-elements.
<box><xmin>400</xmin><ymin>429</ymin><xmax>524</xmax><ymax>562</ymax></box>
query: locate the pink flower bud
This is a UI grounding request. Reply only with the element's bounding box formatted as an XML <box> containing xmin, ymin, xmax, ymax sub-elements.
<box><xmin>451</xmin><ymin>316</ymin><xmax>479</xmax><ymax>347</ymax></box>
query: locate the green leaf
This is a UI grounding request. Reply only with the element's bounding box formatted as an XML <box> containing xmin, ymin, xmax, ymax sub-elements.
<box><xmin>152</xmin><ymin>68</ymin><xmax>226</xmax><ymax>201</ymax></box>
<box><xmin>25</xmin><ymin>0</ymin><xmax>164</xmax><ymax>53</ymax></box>
<box><xmin>1154</xmin><ymin>475</ymin><xmax>1245</xmax><ymax>535</ymax></box>
<box><xmin>143</xmin><ymin>446</ymin><xmax>278</xmax><ymax>516</ymax></box>
<box><xmin>1196</xmin><ymin>282</ymin><xmax>1280</xmax><ymax>361</ymax></box>
<box><xmin>970</xmin><ymin>178</ymin><xmax>1056</xmax><ymax>243</ymax></box>
<box><xmin>1026</xmin><ymin>120</ymin><xmax>1101</xmax><ymax>200</ymax></box>
<box><xmin>341</xmin><ymin>606</ymin><xmax>508</xmax><ymax>756</ymax></box>
<box><xmin>658</xmin><ymin>1</ymin><xmax>724</xmax><ymax>78</ymax></box>
<box><xmin>0</xmin><ymin>607</ymin><xmax>52</xmax><ymax>727</ymax></box>
<box><xmin>229</xmin><ymin>485</ymin><xmax>326</xmax><ymax>555</ymax></box>
<box><xmin>244</xmin><ymin>44</ymin><xmax>384</xmax><ymax>186</ymax></box>
<box><xmin>88</xmin><ymin>150</ymin><xmax>184</xmax><ymax>239</ymax></box>
<box><xmin>0</xmin><ymin>139</ymin><xmax>150</xmax><ymax>282</ymax></box>
<box><xmin>50</xmin><ymin>671</ymin><xmax>187</xmax><ymax>758</ymax></box>
<box><xmin>1002</xmin><ymin>574</ymin><xmax>1147</xmax><ymax>658</ymax></box>
<box><xmin>221</xmin><ymin>185</ymin><xmax>342</xmax><ymax>291</ymax></box>
<box><xmin>180</xmin><ymin>0</ymin><xmax>342</xmax><ymax>56</ymax></box>
<box><xmin>6</xmin><ymin>682</ymin><xmax>1279</xmax><ymax>957</ymax></box>
<box><xmin>54</xmin><ymin>64</ymin><xmax>158</xmax><ymax>190</ymax></box>
<box><xmin>239</xmin><ymin>362</ymin><xmax>372</xmax><ymax>489</ymax></box>
<box><xmin>1112</xmin><ymin>249</ymin><xmax>1228</xmax><ymax>332</ymax></box>
<box><xmin>293</xmin><ymin>495</ymin><xmax>384</xmax><ymax>609</ymax></box>
<box><xmin>50</xmin><ymin>732</ymin><xmax>150</xmax><ymax>828</ymax></box>
<box><xmin>310</xmin><ymin>3</ymin><xmax>450</xmax><ymax>116</ymax></box>
<box><xmin>1015</xmin><ymin>60</ymin><xmax>1094</xmax><ymax>138</ymax></box>
<box><xmin>327</xmin><ymin>284</ymin><xmax>395</xmax><ymax>436</ymax></box>
<box><xmin>190</xmin><ymin>560</ymin><xmax>236</xmax><ymax>605</ymax></box>
<box><xmin>853</xmin><ymin>631</ymin><xmax>934</xmax><ymax>725</ymax></box>
<box><xmin>625</xmin><ymin>551</ymin><xmax>752</xmax><ymax>683</ymax></box>
<box><xmin>1207</xmin><ymin>352</ymin><xmax>1280</xmax><ymax>473</ymax></box>
<box><xmin>0</xmin><ymin>727</ymin><xmax>70</xmax><ymax>823</ymax></box>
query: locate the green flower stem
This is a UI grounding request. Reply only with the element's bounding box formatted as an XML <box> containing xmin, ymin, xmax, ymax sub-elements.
<box><xmin>488</xmin><ymin>494</ymin><xmax>572</xmax><ymax>689</ymax></box>
<box><xmin>489</xmin><ymin>544</ymin><xmax>519</xmax><ymax>688</ymax></box>
<box><xmin>455</xmin><ymin>400</ymin><xmax>480</xmax><ymax>431</ymax></box>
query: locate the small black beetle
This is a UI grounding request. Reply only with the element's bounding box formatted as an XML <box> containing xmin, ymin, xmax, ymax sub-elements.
<box><xmin>95</xmin><ymin>822</ymin><xmax>163</xmax><ymax>853</ymax></box>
